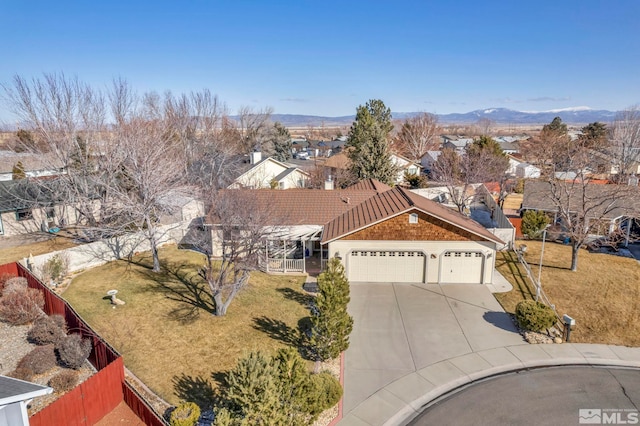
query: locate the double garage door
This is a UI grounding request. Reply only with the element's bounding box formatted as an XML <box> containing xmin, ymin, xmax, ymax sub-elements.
<box><xmin>348</xmin><ymin>250</ymin><xmax>425</xmax><ymax>283</ymax></box>
<box><xmin>347</xmin><ymin>249</ymin><xmax>485</xmax><ymax>284</ymax></box>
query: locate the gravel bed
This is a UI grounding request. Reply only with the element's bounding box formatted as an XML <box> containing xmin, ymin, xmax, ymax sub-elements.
<box><xmin>0</xmin><ymin>320</ymin><xmax>95</xmax><ymax>415</ymax></box>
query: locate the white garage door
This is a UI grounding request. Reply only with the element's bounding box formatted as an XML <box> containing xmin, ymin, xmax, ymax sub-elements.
<box><xmin>440</xmin><ymin>251</ymin><xmax>484</xmax><ymax>284</ymax></box>
<box><xmin>348</xmin><ymin>250</ymin><xmax>425</xmax><ymax>283</ymax></box>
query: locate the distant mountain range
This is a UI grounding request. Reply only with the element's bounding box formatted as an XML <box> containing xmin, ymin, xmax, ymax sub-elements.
<box><xmin>269</xmin><ymin>107</ymin><xmax>619</xmax><ymax>127</ymax></box>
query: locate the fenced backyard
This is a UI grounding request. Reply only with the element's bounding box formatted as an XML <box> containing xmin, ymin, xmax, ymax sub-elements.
<box><xmin>0</xmin><ymin>262</ymin><xmax>167</xmax><ymax>426</ymax></box>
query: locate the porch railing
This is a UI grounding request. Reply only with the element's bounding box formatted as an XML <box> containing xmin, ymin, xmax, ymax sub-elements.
<box><xmin>267</xmin><ymin>258</ymin><xmax>304</xmax><ymax>273</ymax></box>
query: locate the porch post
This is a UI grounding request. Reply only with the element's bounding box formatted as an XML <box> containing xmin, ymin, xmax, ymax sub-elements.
<box><xmin>265</xmin><ymin>239</ymin><xmax>269</xmax><ymax>273</ymax></box>
<box><xmin>283</xmin><ymin>239</ymin><xmax>287</xmax><ymax>273</ymax></box>
<box><xmin>302</xmin><ymin>239</ymin><xmax>306</xmax><ymax>273</ymax></box>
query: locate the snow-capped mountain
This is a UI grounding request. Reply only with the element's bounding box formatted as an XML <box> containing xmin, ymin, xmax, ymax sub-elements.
<box><xmin>269</xmin><ymin>107</ymin><xmax>618</xmax><ymax>127</ymax></box>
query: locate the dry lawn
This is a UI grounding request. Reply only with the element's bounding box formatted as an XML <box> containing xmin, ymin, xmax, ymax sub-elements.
<box><xmin>495</xmin><ymin>241</ymin><xmax>640</xmax><ymax>346</ymax></box>
<box><xmin>0</xmin><ymin>235</ymin><xmax>78</xmax><ymax>265</ymax></box>
<box><xmin>62</xmin><ymin>245</ymin><xmax>309</xmax><ymax>406</ymax></box>
<box><xmin>501</xmin><ymin>193</ymin><xmax>523</xmax><ymax>211</ymax></box>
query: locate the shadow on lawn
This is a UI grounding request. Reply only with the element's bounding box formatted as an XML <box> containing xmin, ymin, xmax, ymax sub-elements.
<box><xmin>252</xmin><ymin>316</ymin><xmax>300</xmax><ymax>347</ymax></box>
<box><xmin>276</xmin><ymin>287</ymin><xmax>313</xmax><ymax>307</ymax></box>
<box><xmin>172</xmin><ymin>373</ymin><xmax>216</xmax><ymax>409</ymax></box>
<box><xmin>139</xmin><ymin>261</ymin><xmax>215</xmax><ymax>322</ymax></box>
<box><xmin>252</xmin><ymin>315</ymin><xmax>316</xmax><ymax>360</ymax></box>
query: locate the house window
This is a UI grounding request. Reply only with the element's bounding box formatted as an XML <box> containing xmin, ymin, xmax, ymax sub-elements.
<box><xmin>46</xmin><ymin>207</ymin><xmax>55</xmax><ymax>219</ymax></box>
<box><xmin>16</xmin><ymin>209</ymin><xmax>33</xmax><ymax>221</ymax></box>
<box><xmin>409</xmin><ymin>213</ymin><xmax>419</xmax><ymax>224</ymax></box>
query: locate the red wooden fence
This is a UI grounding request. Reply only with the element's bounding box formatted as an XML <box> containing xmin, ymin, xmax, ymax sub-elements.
<box><xmin>0</xmin><ymin>262</ymin><xmax>167</xmax><ymax>425</ymax></box>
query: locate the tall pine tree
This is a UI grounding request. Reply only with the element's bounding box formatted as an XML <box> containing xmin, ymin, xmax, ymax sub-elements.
<box><xmin>271</xmin><ymin>122</ymin><xmax>292</xmax><ymax>162</ymax></box>
<box><xmin>346</xmin><ymin>99</ymin><xmax>398</xmax><ymax>185</ymax></box>
<box><xmin>309</xmin><ymin>258</ymin><xmax>354</xmax><ymax>362</ymax></box>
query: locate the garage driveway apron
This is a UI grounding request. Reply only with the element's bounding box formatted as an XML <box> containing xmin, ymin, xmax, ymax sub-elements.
<box><xmin>343</xmin><ymin>282</ymin><xmax>524</xmax><ymax>414</ymax></box>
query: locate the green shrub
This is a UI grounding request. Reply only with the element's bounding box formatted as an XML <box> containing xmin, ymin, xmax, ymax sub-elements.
<box><xmin>170</xmin><ymin>402</ymin><xmax>201</xmax><ymax>426</ymax></box>
<box><xmin>56</xmin><ymin>334</ymin><xmax>92</xmax><ymax>369</ymax></box>
<box><xmin>40</xmin><ymin>253</ymin><xmax>70</xmax><ymax>286</ymax></box>
<box><xmin>28</xmin><ymin>315</ymin><xmax>67</xmax><ymax>345</ymax></box>
<box><xmin>0</xmin><ymin>287</ymin><xmax>45</xmax><ymax>325</ymax></box>
<box><xmin>49</xmin><ymin>370</ymin><xmax>78</xmax><ymax>393</ymax></box>
<box><xmin>17</xmin><ymin>345</ymin><xmax>57</xmax><ymax>375</ymax></box>
<box><xmin>307</xmin><ymin>371</ymin><xmax>342</xmax><ymax>417</ymax></box>
<box><xmin>521</xmin><ymin>210</ymin><xmax>550</xmax><ymax>239</ymax></box>
<box><xmin>515</xmin><ymin>300</ymin><xmax>557</xmax><ymax>332</ymax></box>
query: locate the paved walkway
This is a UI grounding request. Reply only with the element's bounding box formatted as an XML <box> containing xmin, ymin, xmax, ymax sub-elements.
<box><xmin>338</xmin><ymin>275</ymin><xmax>640</xmax><ymax>426</ymax></box>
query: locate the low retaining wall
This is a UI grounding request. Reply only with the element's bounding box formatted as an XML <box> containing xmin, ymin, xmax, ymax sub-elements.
<box><xmin>23</xmin><ymin>221</ymin><xmax>192</xmax><ymax>280</ymax></box>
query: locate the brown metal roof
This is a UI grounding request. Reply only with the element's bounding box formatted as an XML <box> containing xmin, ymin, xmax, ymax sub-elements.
<box><xmin>322</xmin><ymin>186</ymin><xmax>504</xmax><ymax>244</ymax></box>
<box><xmin>344</xmin><ymin>178</ymin><xmax>393</xmax><ymax>193</ymax></box>
<box><xmin>206</xmin><ymin>188</ymin><xmax>379</xmax><ymax>226</ymax></box>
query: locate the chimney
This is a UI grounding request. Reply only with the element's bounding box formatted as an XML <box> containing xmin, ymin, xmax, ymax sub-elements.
<box><xmin>250</xmin><ymin>151</ymin><xmax>262</xmax><ymax>165</ymax></box>
<box><xmin>324</xmin><ymin>175</ymin><xmax>334</xmax><ymax>190</ymax></box>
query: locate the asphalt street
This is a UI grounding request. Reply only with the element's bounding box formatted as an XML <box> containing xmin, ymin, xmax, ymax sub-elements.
<box><xmin>409</xmin><ymin>366</ymin><xmax>640</xmax><ymax>426</ymax></box>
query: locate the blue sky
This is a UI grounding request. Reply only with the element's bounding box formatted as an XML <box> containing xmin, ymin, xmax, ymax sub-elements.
<box><xmin>1</xmin><ymin>0</ymin><xmax>639</xmax><ymax>121</ymax></box>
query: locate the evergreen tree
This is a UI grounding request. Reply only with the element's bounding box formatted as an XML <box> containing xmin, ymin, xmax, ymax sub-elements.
<box><xmin>12</xmin><ymin>161</ymin><xmax>26</xmax><ymax>180</ymax></box>
<box><xmin>271</xmin><ymin>122</ymin><xmax>292</xmax><ymax>162</ymax></box>
<box><xmin>580</xmin><ymin>122</ymin><xmax>607</xmax><ymax>149</ymax></box>
<box><xmin>543</xmin><ymin>116</ymin><xmax>568</xmax><ymax>136</ymax></box>
<box><xmin>224</xmin><ymin>351</ymin><xmax>286</xmax><ymax>425</ymax></box>
<box><xmin>309</xmin><ymin>258</ymin><xmax>354</xmax><ymax>361</ymax></box>
<box><xmin>346</xmin><ymin>99</ymin><xmax>398</xmax><ymax>185</ymax></box>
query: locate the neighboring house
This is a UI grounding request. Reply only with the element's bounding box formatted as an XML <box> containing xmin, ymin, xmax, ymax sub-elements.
<box><xmin>441</xmin><ymin>135</ymin><xmax>473</xmax><ymax>153</ymax></box>
<box><xmin>516</xmin><ymin>162</ymin><xmax>541</xmax><ymax>179</ymax></box>
<box><xmin>158</xmin><ymin>194</ymin><xmax>204</xmax><ymax>225</ymax></box>
<box><xmin>208</xmin><ymin>179</ymin><xmax>505</xmax><ymax>285</ymax></box>
<box><xmin>0</xmin><ymin>376</ymin><xmax>52</xmax><ymax>426</ymax></box>
<box><xmin>496</xmin><ymin>140</ymin><xmax>520</xmax><ymax>155</ymax></box>
<box><xmin>0</xmin><ymin>180</ymin><xmax>88</xmax><ymax>237</ymax></box>
<box><xmin>322</xmin><ymin>152</ymin><xmax>422</xmax><ymax>185</ymax></box>
<box><xmin>0</xmin><ymin>151</ymin><xmax>66</xmax><ymax>182</ymax></box>
<box><xmin>420</xmin><ymin>150</ymin><xmax>441</xmax><ymax>173</ymax></box>
<box><xmin>391</xmin><ymin>153</ymin><xmax>423</xmax><ymax>178</ymax></box>
<box><xmin>229</xmin><ymin>152</ymin><xmax>309</xmax><ymax>189</ymax></box>
<box><xmin>521</xmin><ymin>180</ymin><xmax>640</xmax><ymax>243</ymax></box>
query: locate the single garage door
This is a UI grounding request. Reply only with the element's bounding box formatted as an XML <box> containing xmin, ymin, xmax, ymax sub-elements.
<box><xmin>440</xmin><ymin>251</ymin><xmax>484</xmax><ymax>284</ymax></box>
<box><xmin>348</xmin><ymin>250</ymin><xmax>425</xmax><ymax>283</ymax></box>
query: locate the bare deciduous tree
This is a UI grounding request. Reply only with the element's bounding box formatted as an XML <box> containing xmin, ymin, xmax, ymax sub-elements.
<box><xmin>236</xmin><ymin>106</ymin><xmax>274</xmax><ymax>154</ymax></box>
<box><xmin>199</xmin><ymin>190</ymin><xmax>279</xmax><ymax>316</ymax></box>
<box><xmin>430</xmin><ymin>139</ymin><xmax>509</xmax><ymax>214</ymax></box>
<box><xmin>394</xmin><ymin>113</ymin><xmax>440</xmax><ymax>162</ymax></box>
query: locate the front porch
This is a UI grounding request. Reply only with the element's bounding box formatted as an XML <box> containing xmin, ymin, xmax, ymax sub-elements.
<box><xmin>262</xmin><ymin>225</ymin><xmax>328</xmax><ymax>275</ymax></box>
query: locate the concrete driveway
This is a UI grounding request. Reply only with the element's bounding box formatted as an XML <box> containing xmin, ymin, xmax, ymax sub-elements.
<box><xmin>343</xmin><ymin>282</ymin><xmax>524</xmax><ymax>415</ymax></box>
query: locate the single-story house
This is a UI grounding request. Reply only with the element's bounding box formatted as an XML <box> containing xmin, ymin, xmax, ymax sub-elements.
<box><xmin>0</xmin><ymin>180</ymin><xmax>90</xmax><ymax>237</ymax></box>
<box><xmin>441</xmin><ymin>136</ymin><xmax>473</xmax><ymax>153</ymax></box>
<box><xmin>516</xmin><ymin>162</ymin><xmax>541</xmax><ymax>179</ymax></box>
<box><xmin>229</xmin><ymin>152</ymin><xmax>309</xmax><ymax>189</ymax></box>
<box><xmin>322</xmin><ymin>152</ymin><xmax>422</xmax><ymax>185</ymax></box>
<box><xmin>420</xmin><ymin>150</ymin><xmax>441</xmax><ymax>173</ymax></box>
<box><xmin>521</xmin><ymin>180</ymin><xmax>640</xmax><ymax>243</ymax></box>
<box><xmin>0</xmin><ymin>151</ymin><xmax>66</xmax><ymax>182</ymax></box>
<box><xmin>209</xmin><ymin>179</ymin><xmax>505</xmax><ymax>285</ymax></box>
